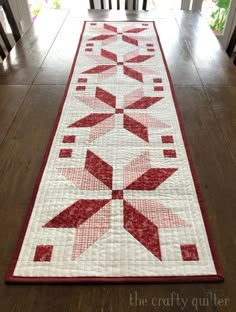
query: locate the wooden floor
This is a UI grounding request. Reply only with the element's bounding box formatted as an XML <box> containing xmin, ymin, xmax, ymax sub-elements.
<box><xmin>0</xmin><ymin>7</ymin><xmax>236</xmax><ymax>312</ymax></box>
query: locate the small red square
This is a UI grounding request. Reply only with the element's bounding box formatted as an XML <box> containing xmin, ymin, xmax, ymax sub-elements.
<box><xmin>163</xmin><ymin>149</ymin><xmax>176</xmax><ymax>158</ymax></box>
<box><xmin>117</xmin><ymin>62</ymin><xmax>123</xmax><ymax>66</ymax></box>
<box><xmin>147</xmin><ymin>48</ymin><xmax>155</xmax><ymax>52</ymax></box>
<box><xmin>76</xmin><ymin>86</ymin><xmax>86</xmax><ymax>91</ymax></box>
<box><xmin>181</xmin><ymin>244</ymin><xmax>199</xmax><ymax>261</ymax></box>
<box><xmin>59</xmin><ymin>149</ymin><xmax>72</xmax><ymax>158</ymax></box>
<box><xmin>116</xmin><ymin>109</ymin><xmax>123</xmax><ymax>114</ymax></box>
<box><xmin>85</xmin><ymin>48</ymin><xmax>93</xmax><ymax>52</ymax></box>
<box><xmin>162</xmin><ymin>135</ymin><xmax>174</xmax><ymax>144</ymax></box>
<box><xmin>63</xmin><ymin>135</ymin><xmax>76</xmax><ymax>143</ymax></box>
<box><xmin>90</xmin><ymin>23</ymin><xmax>97</xmax><ymax>26</ymax></box>
<box><xmin>153</xmin><ymin>78</ymin><xmax>162</xmax><ymax>83</ymax></box>
<box><xmin>86</xmin><ymin>43</ymin><xmax>94</xmax><ymax>47</ymax></box>
<box><xmin>78</xmin><ymin>78</ymin><xmax>87</xmax><ymax>83</ymax></box>
<box><xmin>146</xmin><ymin>43</ymin><xmax>153</xmax><ymax>47</ymax></box>
<box><xmin>142</xmin><ymin>23</ymin><xmax>148</xmax><ymax>26</ymax></box>
<box><xmin>112</xmin><ymin>190</ymin><xmax>123</xmax><ymax>199</ymax></box>
<box><xmin>34</xmin><ymin>245</ymin><xmax>53</xmax><ymax>262</ymax></box>
<box><xmin>154</xmin><ymin>86</ymin><xmax>164</xmax><ymax>91</ymax></box>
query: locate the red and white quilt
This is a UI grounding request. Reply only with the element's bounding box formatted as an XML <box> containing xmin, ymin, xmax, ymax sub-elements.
<box><xmin>6</xmin><ymin>21</ymin><xmax>222</xmax><ymax>282</ymax></box>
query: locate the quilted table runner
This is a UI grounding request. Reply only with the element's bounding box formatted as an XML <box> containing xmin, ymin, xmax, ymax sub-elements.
<box><xmin>6</xmin><ymin>21</ymin><xmax>223</xmax><ymax>283</ymax></box>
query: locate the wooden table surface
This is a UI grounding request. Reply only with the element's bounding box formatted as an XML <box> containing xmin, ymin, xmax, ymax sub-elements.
<box><xmin>0</xmin><ymin>8</ymin><xmax>236</xmax><ymax>312</ymax></box>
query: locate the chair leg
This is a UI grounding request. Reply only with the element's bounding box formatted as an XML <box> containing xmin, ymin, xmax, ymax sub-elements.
<box><xmin>2</xmin><ymin>1</ymin><xmax>21</xmax><ymax>42</ymax></box>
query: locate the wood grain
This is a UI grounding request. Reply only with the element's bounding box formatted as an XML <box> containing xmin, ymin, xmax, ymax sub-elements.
<box><xmin>0</xmin><ymin>85</ymin><xmax>29</xmax><ymax>144</ymax></box>
<box><xmin>175</xmin><ymin>11</ymin><xmax>236</xmax><ymax>86</ymax></box>
<box><xmin>33</xmin><ymin>18</ymin><xmax>84</xmax><ymax>85</ymax></box>
<box><xmin>205</xmin><ymin>86</ymin><xmax>236</xmax><ymax>164</ymax></box>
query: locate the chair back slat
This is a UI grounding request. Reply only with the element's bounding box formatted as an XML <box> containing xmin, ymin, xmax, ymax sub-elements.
<box><xmin>2</xmin><ymin>0</ymin><xmax>21</xmax><ymax>41</ymax></box>
<box><xmin>143</xmin><ymin>0</ymin><xmax>147</xmax><ymax>10</ymax></box>
<box><xmin>0</xmin><ymin>0</ymin><xmax>21</xmax><ymax>60</ymax></box>
<box><xmin>89</xmin><ymin>0</ymin><xmax>147</xmax><ymax>10</ymax></box>
<box><xmin>89</xmin><ymin>0</ymin><xmax>95</xmax><ymax>9</ymax></box>
<box><xmin>0</xmin><ymin>21</ymin><xmax>12</xmax><ymax>52</ymax></box>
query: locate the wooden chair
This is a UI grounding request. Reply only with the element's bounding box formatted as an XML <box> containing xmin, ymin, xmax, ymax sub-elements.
<box><xmin>89</xmin><ymin>0</ymin><xmax>148</xmax><ymax>10</ymax></box>
<box><xmin>0</xmin><ymin>0</ymin><xmax>21</xmax><ymax>60</ymax></box>
<box><xmin>226</xmin><ymin>25</ymin><xmax>236</xmax><ymax>66</ymax></box>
